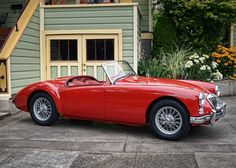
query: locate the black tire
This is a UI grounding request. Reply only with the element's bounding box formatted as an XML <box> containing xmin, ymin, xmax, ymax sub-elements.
<box><xmin>149</xmin><ymin>99</ymin><xmax>190</xmax><ymax>140</ymax></box>
<box><xmin>29</xmin><ymin>92</ymin><xmax>59</xmax><ymax>126</ymax></box>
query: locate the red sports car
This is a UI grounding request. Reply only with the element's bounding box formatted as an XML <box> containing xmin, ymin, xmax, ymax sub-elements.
<box><xmin>13</xmin><ymin>61</ymin><xmax>226</xmax><ymax>140</ymax></box>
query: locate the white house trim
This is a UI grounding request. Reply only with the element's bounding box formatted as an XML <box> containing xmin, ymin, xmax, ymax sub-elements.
<box><xmin>148</xmin><ymin>0</ymin><xmax>153</xmax><ymax>32</ymax></box>
<box><xmin>133</xmin><ymin>5</ymin><xmax>138</xmax><ymax>73</ymax></box>
<box><xmin>40</xmin><ymin>3</ymin><xmax>45</xmax><ymax>81</ymax></box>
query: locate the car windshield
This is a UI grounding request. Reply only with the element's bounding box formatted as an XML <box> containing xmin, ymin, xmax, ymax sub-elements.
<box><xmin>102</xmin><ymin>61</ymin><xmax>136</xmax><ymax>84</ymax></box>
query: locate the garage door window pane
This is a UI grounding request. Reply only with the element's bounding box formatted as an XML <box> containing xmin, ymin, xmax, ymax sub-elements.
<box><xmin>86</xmin><ymin>39</ymin><xmax>114</xmax><ymax>61</ymax></box>
<box><xmin>50</xmin><ymin>40</ymin><xmax>77</xmax><ymax>61</ymax></box>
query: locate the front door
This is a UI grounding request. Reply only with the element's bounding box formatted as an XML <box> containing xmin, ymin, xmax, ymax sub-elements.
<box><xmin>46</xmin><ymin>34</ymin><xmax>119</xmax><ymax>80</ymax></box>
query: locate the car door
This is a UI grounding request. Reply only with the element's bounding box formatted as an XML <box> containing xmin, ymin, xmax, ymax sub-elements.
<box><xmin>60</xmin><ymin>85</ymin><xmax>105</xmax><ymax>120</ymax></box>
<box><xmin>104</xmin><ymin>84</ymin><xmax>147</xmax><ymax>125</ymax></box>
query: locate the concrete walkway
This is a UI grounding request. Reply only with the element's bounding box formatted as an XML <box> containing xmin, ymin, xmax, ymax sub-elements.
<box><xmin>0</xmin><ymin>96</ymin><xmax>235</xmax><ymax>168</ymax></box>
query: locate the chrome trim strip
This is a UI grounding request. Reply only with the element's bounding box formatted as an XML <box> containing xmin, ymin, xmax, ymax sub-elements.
<box><xmin>190</xmin><ymin>103</ymin><xmax>226</xmax><ymax>125</ymax></box>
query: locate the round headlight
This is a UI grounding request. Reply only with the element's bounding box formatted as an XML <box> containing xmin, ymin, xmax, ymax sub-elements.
<box><xmin>215</xmin><ymin>85</ymin><xmax>220</xmax><ymax>97</ymax></box>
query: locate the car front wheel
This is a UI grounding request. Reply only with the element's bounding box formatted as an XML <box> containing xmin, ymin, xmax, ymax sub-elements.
<box><xmin>29</xmin><ymin>92</ymin><xmax>59</xmax><ymax>126</ymax></box>
<box><xmin>149</xmin><ymin>99</ymin><xmax>190</xmax><ymax>140</ymax></box>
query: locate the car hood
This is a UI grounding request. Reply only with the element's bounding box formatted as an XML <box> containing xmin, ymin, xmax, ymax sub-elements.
<box><xmin>117</xmin><ymin>76</ymin><xmax>210</xmax><ymax>93</ymax></box>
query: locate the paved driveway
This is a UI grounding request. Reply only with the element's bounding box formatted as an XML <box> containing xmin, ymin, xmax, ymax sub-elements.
<box><xmin>0</xmin><ymin>96</ymin><xmax>235</xmax><ymax>168</ymax></box>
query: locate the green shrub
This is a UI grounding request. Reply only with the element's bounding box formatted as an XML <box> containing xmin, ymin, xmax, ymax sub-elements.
<box><xmin>154</xmin><ymin>0</ymin><xmax>236</xmax><ymax>53</ymax></box>
<box><xmin>138</xmin><ymin>57</ymin><xmax>166</xmax><ymax>77</ymax></box>
<box><xmin>138</xmin><ymin>47</ymin><xmax>190</xmax><ymax>79</ymax></box>
<box><xmin>153</xmin><ymin>12</ymin><xmax>178</xmax><ymax>55</ymax></box>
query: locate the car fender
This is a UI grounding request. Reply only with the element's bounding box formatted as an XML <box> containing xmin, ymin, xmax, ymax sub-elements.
<box><xmin>143</xmin><ymin>85</ymin><xmax>212</xmax><ymax>118</ymax></box>
<box><xmin>14</xmin><ymin>82</ymin><xmax>62</xmax><ymax>114</ymax></box>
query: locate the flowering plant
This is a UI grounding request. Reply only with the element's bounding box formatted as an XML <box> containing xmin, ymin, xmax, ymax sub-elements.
<box><xmin>184</xmin><ymin>53</ymin><xmax>223</xmax><ymax>81</ymax></box>
<box><xmin>211</xmin><ymin>46</ymin><xmax>236</xmax><ymax>79</ymax></box>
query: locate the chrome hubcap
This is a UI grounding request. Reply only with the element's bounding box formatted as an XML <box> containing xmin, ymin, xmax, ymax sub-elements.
<box><xmin>33</xmin><ymin>97</ymin><xmax>52</xmax><ymax>121</ymax></box>
<box><xmin>155</xmin><ymin>106</ymin><xmax>183</xmax><ymax>135</ymax></box>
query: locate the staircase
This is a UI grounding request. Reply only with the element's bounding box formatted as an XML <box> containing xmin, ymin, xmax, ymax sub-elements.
<box><xmin>0</xmin><ymin>0</ymin><xmax>40</xmax><ymax>116</ymax></box>
<box><xmin>0</xmin><ymin>28</ymin><xmax>12</xmax><ymax>52</ymax></box>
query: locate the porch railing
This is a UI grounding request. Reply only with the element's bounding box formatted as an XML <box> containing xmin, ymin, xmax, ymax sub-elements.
<box><xmin>45</xmin><ymin>0</ymin><xmax>133</xmax><ymax>5</ymax></box>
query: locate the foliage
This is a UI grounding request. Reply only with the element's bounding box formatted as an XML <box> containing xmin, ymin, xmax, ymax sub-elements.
<box><xmin>138</xmin><ymin>48</ymin><xmax>190</xmax><ymax>79</ymax></box>
<box><xmin>153</xmin><ymin>12</ymin><xmax>178</xmax><ymax>55</ymax></box>
<box><xmin>211</xmin><ymin>46</ymin><xmax>236</xmax><ymax>79</ymax></box>
<box><xmin>159</xmin><ymin>48</ymin><xmax>189</xmax><ymax>79</ymax></box>
<box><xmin>138</xmin><ymin>57</ymin><xmax>163</xmax><ymax>77</ymax></box>
<box><xmin>138</xmin><ymin>48</ymin><xmax>225</xmax><ymax>81</ymax></box>
<box><xmin>154</xmin><ymin>0</ymin><xmax>236</xmax><ymax>53</ymax></box>
<box><xmin>184</xmin><ymin>53</ymin><xmax>223</xmax><ymax>81</ymax></box>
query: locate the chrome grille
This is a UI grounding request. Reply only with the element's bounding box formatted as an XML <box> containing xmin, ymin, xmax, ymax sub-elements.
<box><xmin>207</xmin><ymin>94</ymin><xmax>223</xmax><ymax>110</ymax></box>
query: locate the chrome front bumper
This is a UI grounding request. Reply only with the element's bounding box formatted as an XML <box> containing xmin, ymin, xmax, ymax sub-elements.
<box><xmin>190</xmin><ymin>103</ymin><xmax>226</xmax><ymax>125</ymax></box>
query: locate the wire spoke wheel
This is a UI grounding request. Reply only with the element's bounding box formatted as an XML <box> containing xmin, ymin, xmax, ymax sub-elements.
<box><xmin>33</xmin><ymin>97</ymin><xmax>52</xmax><ymax>121</ymax></box>
<box><xmin>155</xmin><ymin>106</ymin><xmax>183</xmax><ymax>135</ymax></box>
<box><xmin>29</xmin><ymin>92</ymin><xmax>59</xmax><ymax>126</ymax></box>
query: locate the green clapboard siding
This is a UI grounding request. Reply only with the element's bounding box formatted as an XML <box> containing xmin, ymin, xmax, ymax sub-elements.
<box><xmin>10</xmin><ymin>7</ymin><xmax>40</xmax><ymax>94</ymax></box>
<box><xmin>44</xmin><ymin>6</ymin><xmax>134</xmax><ymax>66</ymax></box>
<box><xmin>135</xmin><ymin>0</ymin><xmax>150</xmax><ymax>32</ymax></box>
<box><xmin>0</xmin><ymin>0</ymin><xmax>26</xmax><ymax>27</ymax></box>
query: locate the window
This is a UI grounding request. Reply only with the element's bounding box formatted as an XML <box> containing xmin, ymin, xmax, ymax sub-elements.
<box><xmin>86</xmin><ymin>39</ymin><xmax>114</xmax><ymax>61</ymax></box>
<box><xmin>50</xmin><ymin>39</ymin><xmax>77</xmax><ymax>61</ymax></box>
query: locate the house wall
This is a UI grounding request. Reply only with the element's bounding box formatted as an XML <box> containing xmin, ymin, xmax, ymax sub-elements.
<box><xmin>135</xmin><ymin>0</ymin><xmax>152</xmax><ymax>58</ymax></box>
<box><xmin>44</xmin><ymin>6</ymin><xmax>135</xmax><ymax>66</ymax></box>
<box><xmin>0</xmin><ymin>0</ymin><xmax>25</xmax><ymax>28</ymax></box>
<box><xmin>10</xmin><ymin>8</ymin><xmax>40</xmax><ymax>94</ymax></box>
<box><xmin>134</xmin><ymin>0</ymin><xmax>149</xmax><ymax>32</ymax></box>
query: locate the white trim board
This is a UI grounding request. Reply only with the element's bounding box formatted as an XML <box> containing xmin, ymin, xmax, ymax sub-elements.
<box><xmin>133</xmin><ymin>6</ymin><xmax>138</xmax><ymax>73</ymax></box>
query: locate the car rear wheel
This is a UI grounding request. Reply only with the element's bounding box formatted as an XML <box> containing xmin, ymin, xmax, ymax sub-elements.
<box><xmin>149</xmin><ymin>99</ymin><xmax>190</xmax><ymax>140</ymax></box>
<box><xmin>29</xmin><ymin>92</ymin><xmax>59</xmax><ymax>126</ymax></box>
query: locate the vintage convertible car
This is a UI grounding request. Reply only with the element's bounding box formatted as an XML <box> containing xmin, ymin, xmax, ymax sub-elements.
<box><xmin>13</xmin><ymin>61</ymin><xmax>226</xmax><ymax>140</ymax></box>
